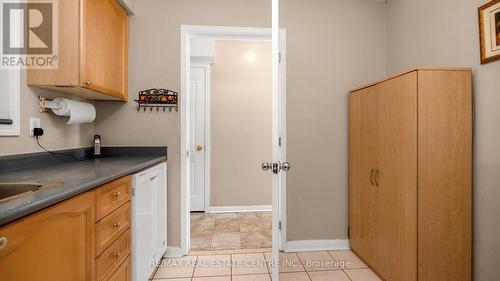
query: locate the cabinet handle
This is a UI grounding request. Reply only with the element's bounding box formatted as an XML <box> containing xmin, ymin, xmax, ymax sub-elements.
<box><xmin>0</xmin><ymin>237</ymin><xmax>7</xmax><ymax>250</ymax></box>
<box><xmin>113</xmin><ymin>192</ymin><xmax>121</xmax><ymax>199</ymax></box>
<box><xmin>374</xmin><ymin>169</ymin><xmax>380</xmax><ymax>187</ymax></box>
<box><xmin>112</xmin><ymin>252</ymin><xmax>121</xmax><ymax>259</ymax></box>
<box><xmin>83</xmin><ymin>80</ymin><xmax>92</xmax><ymax>87</ymax></box>
<box><xmin>113</xmin><ymin>222</ymin><xmax>121</xmax><ymax>228</ymax></box>
<box><xmin>369</xmin><ymin>169</ymin><xmax>374</xmax><ymax>186</ymax></box>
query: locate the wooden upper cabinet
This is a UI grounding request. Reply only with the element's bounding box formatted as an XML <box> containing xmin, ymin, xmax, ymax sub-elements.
<box><xmin>82</xmin><ymin>0</ymin><xmax>128</xmax><ymax>99</ymax></box>
<box><xmin>0</xmin><ymin>191</ymin><xmax>95</xmax><ymax>281</ymax></box>
<box><xmin>28</xmin><ymin>0</ymin><xmax>129</xmax><ymax>101</ymax></box>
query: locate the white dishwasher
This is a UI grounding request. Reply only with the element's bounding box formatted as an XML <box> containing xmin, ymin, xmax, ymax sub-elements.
<box><xmin>132</xmin><ymin>162</ymin><xmax>167</xmax><ymax>281</ymax></box>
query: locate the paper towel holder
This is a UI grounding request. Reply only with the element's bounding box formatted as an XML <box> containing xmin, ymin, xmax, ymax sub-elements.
<box><xmin>38</xmin><ymin>96</ymin><xmax>96</xmax><ymax>125</ymax></box>
<box><xmin>39</xmin><ymin>96</ymin><xmax>69</xmax><ymax>113</ymax></box>
<box><xmin>39</xmin><ymin>96</ymin><xmax>58</xmax><ymax>113</ymax></box>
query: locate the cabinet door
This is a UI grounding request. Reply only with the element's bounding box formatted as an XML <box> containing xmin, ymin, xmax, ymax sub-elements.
<box><xmin>108</xmin><ymin>256</ymin><xmax>131</xmax><ymax>281</ymax></box>
<box><xmin>0</xmin><ymin>192</ymin><xmax>95</xmax><ymax>281</ymax></box>
<box><xmin>372</xmin><ymin>72</ymin><xmax>418</xmax><ymax>281</ymax></box>
<box><xmin>81</xmin><ymin>0</ymin><xmax>128</xmax><ymax>100</ymax></box>
<box><xmin>348</xmin><ymin>87</ymin><xmax>376</xmax><ymax>262</ymax></box>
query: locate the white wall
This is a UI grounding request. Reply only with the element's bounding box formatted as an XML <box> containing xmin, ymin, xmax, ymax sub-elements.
<box><xmin>191</xmin><ymin>38</ymin><xmax>216</xmax><ymax>64</ymax></box>
<box><xmin>281</xmin><ymin>0</ymin><xmax>387</xmax><ymax>241</ymax></box>
<box><xmin>210</xmin><ymin>40</ymin><xmax>272</xmax><ymax>207</ymax></box>
<box><xmin>386</xmin><ymin>1</ymin><xmax>500</xmax><ymax>280</ymax></box>
<box><xmin>0</xmin><ymin>72</ymin><xmax>93</xmax><ymax>156</ymax></box>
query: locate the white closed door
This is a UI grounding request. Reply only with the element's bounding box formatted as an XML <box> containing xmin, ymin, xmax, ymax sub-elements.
<box><xmin>190</xmin><ymin>66</ymin><xmax>207</xmax><ymax>212</ymax></box>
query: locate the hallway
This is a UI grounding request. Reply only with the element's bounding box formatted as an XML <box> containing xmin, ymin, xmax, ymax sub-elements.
<box><xmin>190</xmin><ymin>212</ymin><xmax>272</xmax><ymax>252</ymax></box>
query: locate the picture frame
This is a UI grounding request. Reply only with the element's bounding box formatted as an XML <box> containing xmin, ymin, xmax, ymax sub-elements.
<box><xmin>479</xmin><ymin>0</ymin><xmax>500</xmax><ymax>64</ymax></box>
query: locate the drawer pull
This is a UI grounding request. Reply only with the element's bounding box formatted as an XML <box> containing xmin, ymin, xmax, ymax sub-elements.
<box><xmin>113</xmin><ymin>222</ymin><xmax>122</xmax><ymax>228</ymax></box>
<box><xmin>112</xmin><ymin>252</ymin><xmax>121</xmax><ymax>259</ymax></box>
<box><xmin>0</xmin><ymin>237</ymin><xmax>7</xmax><ymax>250</ymax></box>
<box><xmin>113</xmin><ymin>192</ymin><xmax>121</xmax><ymax>199</ymax></box>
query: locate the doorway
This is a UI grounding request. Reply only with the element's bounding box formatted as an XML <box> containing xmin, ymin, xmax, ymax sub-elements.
<box><xmin>189</xmin><ymin>39</ymin><xmax>273</xmax><ymax>251</ymax></box>
<box><xmin>180</xmin><ymin>25</ymin><xmax>287</xmax><ymax>279</ymax></box>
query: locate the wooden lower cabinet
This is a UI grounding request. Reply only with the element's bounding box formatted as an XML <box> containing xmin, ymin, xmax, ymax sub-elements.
<box><xmin>0</xmin><ymin>192</ymin><xmax>95</xmax><ymax>281</ymax></box>
<box><xmin>95</xmin><ymin>177</ymin><xmax>132</xmax><ymax>281</ymax></box>
<box><xmin>108</xmin><ymin>256</ymin><xmax>132</xmax><ymax>281</ymax></box>
<box><xmin>96</xmin><ymin>231</ymin><xmax>131</xmax><ymax>281</ymax></box>
<box><xmin>0</xmin><ymin>175</ymin><xmax>134</xmax><ymax>281</ymax></box>
<box><xmin>95</xmin><ymin>202</ymin><xmax>132</xmax><ymax>255</ymax></box>
<box><xmin>349</xmin><ymin>68</ymin><xmax>472</xmax><ymax>281</ymax></box>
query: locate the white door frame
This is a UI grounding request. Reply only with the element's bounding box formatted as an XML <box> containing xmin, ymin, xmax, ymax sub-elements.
<box><xmin>180</xmin><ymin>25</ymin><xmax>287</xmax><ymax>257</ymax></box>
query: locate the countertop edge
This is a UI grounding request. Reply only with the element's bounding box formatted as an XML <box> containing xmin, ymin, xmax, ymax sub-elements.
<box><xmin>0</xmin><ymin>156</ymin><xmax>166</xmax><ymax>227</ymax></box>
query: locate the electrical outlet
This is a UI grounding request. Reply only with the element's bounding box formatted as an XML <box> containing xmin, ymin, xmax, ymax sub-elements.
<box><xmin>29</xmin><ymin>117</ymin><xmax>41</xmax><ymax>137</ymax></box>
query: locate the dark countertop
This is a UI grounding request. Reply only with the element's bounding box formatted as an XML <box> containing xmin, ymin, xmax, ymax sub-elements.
<box><xmin>0</xmin><ymin>147</ymin><xmax>167</xmax><ymax>226</ymax></box>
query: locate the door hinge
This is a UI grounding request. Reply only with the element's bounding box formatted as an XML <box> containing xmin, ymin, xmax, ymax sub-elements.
<box><xmin>131</xmin><ymin>187</ymin><xmax>135</xmax><ymax>197</ymax></box>
<box><xmin>279</xmin><ymin>53</ymin><xmax>282</xmax><ymax>63</ymax></box>
<box><xmin>278</xmin><ymin>221</ymin><xmax>282</xmax><ymax>231</ymax></box>
<box><xmin>347</xmin><ymin>226</ymin><xmax>350</xmax><ymax>239</ymax></box>
<box><xmin>278</xmin><ymin>137</ymin><xmax>282</xmax><ymax>147</ymax></box>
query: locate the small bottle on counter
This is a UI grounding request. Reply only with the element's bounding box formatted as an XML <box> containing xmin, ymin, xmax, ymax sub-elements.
<box><xmin>93</xmin><ymin>135</ymin><xmax>102</xmax><ymax>157</ymax></box>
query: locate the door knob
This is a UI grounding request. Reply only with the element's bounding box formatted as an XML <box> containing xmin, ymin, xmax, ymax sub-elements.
<box><xmin>261</xmin><ymin>162</ymin><xmax>272</xmax><ymax>171</ymax></box>
<box><xmin>281</xmin><ymin>162</ymin><xmax>291</xmax><ymax>172</ymax></box>
<box><xmin>196</xmin><ymin>145</ymin><xmax>204</xmax><ymax>151</ymax></box>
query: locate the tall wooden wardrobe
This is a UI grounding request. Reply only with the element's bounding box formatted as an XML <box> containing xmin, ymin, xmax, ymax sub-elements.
<box><xmin>348</xmin><ymin>68</ymin><xmax>472</xmax><ymax>281</ymax></box>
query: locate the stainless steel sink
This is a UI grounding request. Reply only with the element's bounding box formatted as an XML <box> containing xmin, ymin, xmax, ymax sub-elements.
<box><xmin>0</xmin><ymin>181</ymin><xmax>63</xmax><ymax>202</ymax></box>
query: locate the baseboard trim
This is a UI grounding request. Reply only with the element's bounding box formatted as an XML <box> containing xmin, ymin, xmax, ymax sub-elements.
<box><xmin>164</xmin><ymin>246</ymin><xmax>185</xmax><ymax>258</ymax></box>
<box><xmin>206</xmin><ymin>205</ymin><xmax>272</xmax><ymax>213</ymax></box>
<box><xmin>284</xmin><ymin>239</ymin><xmax>350</xmax><ymax>252</ymax></box>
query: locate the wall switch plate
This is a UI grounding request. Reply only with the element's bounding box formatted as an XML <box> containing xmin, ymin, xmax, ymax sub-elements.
<box><xmin>29</xmin><ymin>117</ymin><xmax>41</xmax><ymax>137</ymax></box>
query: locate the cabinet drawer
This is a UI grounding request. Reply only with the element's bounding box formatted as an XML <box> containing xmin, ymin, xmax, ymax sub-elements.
<box><xmin>96</xmin><ymin>176</ymin><xmax>131</xmax><ymax>221</ymax></box>
<box><xmin>96</xmin><ymin>230</ymin><xmax>131</xmax><ymax>281</ymax></box>
<box><xmin>96</xmin><ymin>202</ymin><xmax>131</xmax><ymax>255</ymax></box>
<box><xmin>108</xmin><ymin>255</ymin><xmax>131</xmax><ymax>281</ymax></box>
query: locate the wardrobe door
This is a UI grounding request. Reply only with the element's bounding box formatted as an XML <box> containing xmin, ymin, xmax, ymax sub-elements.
<box><xmin>372</xmin><ymin>72</ymin><xmax>418</xmax><ymax>281</ymax></box>
<box><xmin>348</xmin><ymin>87</ymin><xmax>376</xmax><ymax>263</ymax></box>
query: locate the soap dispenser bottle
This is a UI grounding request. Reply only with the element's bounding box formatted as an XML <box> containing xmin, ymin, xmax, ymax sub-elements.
<box><xmin>93</xmin><ymin>135</ymin><xmax>101</xmax><ymax>157</ymax></box>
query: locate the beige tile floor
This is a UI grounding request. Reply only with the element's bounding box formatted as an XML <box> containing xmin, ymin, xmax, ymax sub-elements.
<box><xmin>191</xmin><ymin>212</ymin><xmax>272</xmax><ymax>251</ymax></box>
<box><xmin>152</xmin><ymin>249</ymin><xmax>382</xmax><ymax>281</ymax></box>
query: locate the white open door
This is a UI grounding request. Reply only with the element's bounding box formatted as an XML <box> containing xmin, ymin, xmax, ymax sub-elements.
<box><xmin>271</xmin><ymin>1</ymin><xmax>283</xmax><ymax>280</ymax></box>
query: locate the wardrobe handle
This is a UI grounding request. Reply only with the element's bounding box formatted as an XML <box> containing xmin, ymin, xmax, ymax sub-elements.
<box><xmin>369</xmin><ymin>169</ymin><xmax>374</xmax><ymax>186</ymax></box>
<box><xmin>374</xmin><ymin>169</ymin><xmax>380</xmax><ymax>187</ymax></box>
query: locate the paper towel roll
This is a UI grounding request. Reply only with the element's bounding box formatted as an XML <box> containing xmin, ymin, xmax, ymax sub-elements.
<box><xmin>51</xmin><ymin>98</ymin><xmax>96</xmax><ymax>125</ymax></box>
